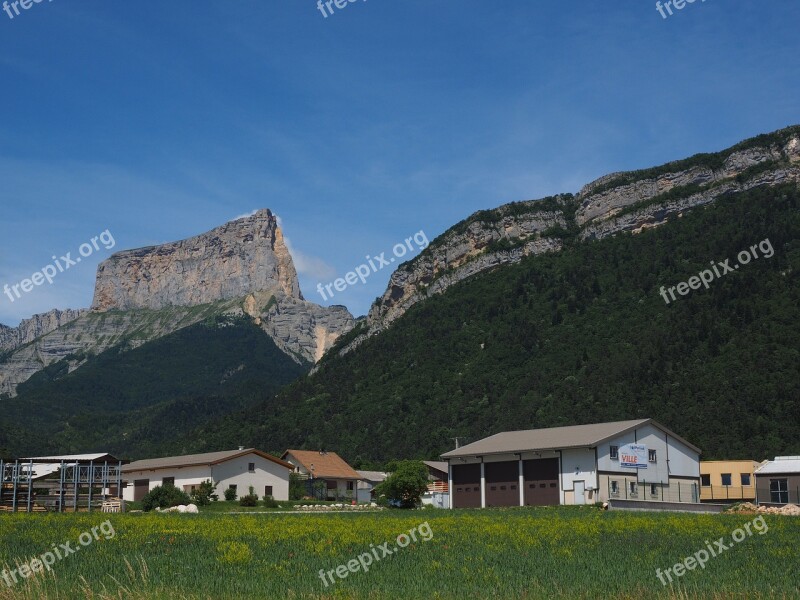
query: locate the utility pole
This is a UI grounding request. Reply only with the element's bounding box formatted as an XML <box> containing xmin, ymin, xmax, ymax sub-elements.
<box><xmin>451</xmin><ymin>437</ymin><xmax>465</xmax><ymax>450</ymax></box>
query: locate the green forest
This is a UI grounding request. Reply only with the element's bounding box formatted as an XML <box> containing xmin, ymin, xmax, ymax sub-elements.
<box><xmin>2</xmin><ymin>183</ymin><xmax>798</xmax><ymax>466</ymax></box>
<box><xmin>185</xmin><ymin>183</ymin><xmax>800</xmax><ymax>466</ymax></box>
<box><xmin>0</xmin><ymin>315</ymin><xmax>309</xmax><ymax>458</ymax></box>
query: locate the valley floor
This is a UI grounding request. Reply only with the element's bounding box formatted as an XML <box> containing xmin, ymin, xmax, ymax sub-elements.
<box><xmin>0</xmin><ymin>507</ymin><xmax>797</xmax><ymax>599</ymax></box>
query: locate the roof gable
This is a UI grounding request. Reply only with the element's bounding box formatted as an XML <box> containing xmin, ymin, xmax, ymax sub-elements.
<box><xmin>282</xmin><ymin>450</ymin><xmax>361</xmax><ymax>479</ymax></box>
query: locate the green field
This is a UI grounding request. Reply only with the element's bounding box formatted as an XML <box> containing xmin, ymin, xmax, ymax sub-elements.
<box><xmin>0</xmin><ymin>507</ymin><xmax>797</xmax><ymax>599</ymax></box>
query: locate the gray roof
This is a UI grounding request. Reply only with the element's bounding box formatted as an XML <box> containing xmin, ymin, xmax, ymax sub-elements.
<box><xmin>24</xmin><ymin>453</ymin><xmax>119</xmax><ymax>462</ymax></box>
<box><xmin>357</xmin><ymin>470</ymin><xmax>388</xmax><ymax>483</ymax></box>
<box><xmin>441</xmin><ymin>419</ymin><xmax>700</xmax><ymax>458</ymax></box>
<box><xmin>122</xmin><ymin>449</ymin><xmax>292</xmax><ymax>472</ymax></box>
<box><xmin>423</xmin><ymin>461</ymin><xmax>449</xmax><ymax>474</ymax></box>
<box><xmin>755</xmin><ymin>457</ymin><xmax>800</xmax><ymax>475</ymax></box>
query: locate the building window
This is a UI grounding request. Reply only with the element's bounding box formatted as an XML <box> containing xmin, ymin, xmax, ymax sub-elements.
<box><xmin>629</xmin><ymin>482</ymin><xmax>637</xmax><ymax>496</ymax></box>
<box><xmin>770</xmin><ymin>479</ymin><xmax>789</xmax><ymax>504</ymax></box>
<box><xmin>701</xmin><ymin>474</ymin><xmax>711</xmax><ymax>487</ymax></box>
<box><xmin>610</xmin><ymin>446</ymin><xmax>619</xmax><ymax>459</ymax></box>
<box><xmin>610</xmin><ymin>480</ymin><xmax>619</xmax><ymax>495</ymax></box>
<box><xmin>264</xmin><ymin>486</ymin><xmax>273</xmax><ymax>497</ymax></box>
<box><xmin>162</xmin><ymin>477</ymin><xmax>175</xmax><ymax>486</ymax></box>
<box><xmin>741</xmin><ymin>474</ymin><xmax>751</xmax><ymax>486</ymax></box>
<box><xmin>650</xmin><ymin>484</ymin><xmax>658</xmax><ymax>496</ymax></box>
<box><xmin>721</xmin><ymin>473</ymin><xmax>732</xmax><ymax>486</ymax></box>
<box><xmin>248</xmin><ymin>462</ymin><xmax>255</xmax><ymax>473</ymax></box>
<box><xmin>347</xmin><ymin>481</ymin><xmax>354</xmax><ymax>491</ymax></box>
<box><xmin>648</xmin><ymin>450</ymin><xmax>657</xmax><ymax>463</ymax></box>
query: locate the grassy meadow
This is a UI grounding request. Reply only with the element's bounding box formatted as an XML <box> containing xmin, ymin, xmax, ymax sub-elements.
<box><xmin>0</xmin><ymin>507</ymin><xmax>797</xmax><ymax>599</ymax></box>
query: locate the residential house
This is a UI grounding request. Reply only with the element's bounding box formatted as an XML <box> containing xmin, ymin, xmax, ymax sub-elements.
<box><xmin>122</xmin><ymin>448</ymin><xmax>293</xmax><ymax>502</ymax></box>
<box><xmin>422</xmin><ymin>461</ymin><xmax>450</xmax><ymax>509</ymax></box>
<box><xmin>282</xmin><ymin>450</ymin><xmax>361</xmax><ymax>501</ymax></box>
<box><xmin>356</xmin><ymin>470</ymin><xmax>387</xmax><ymax>504</ymax></box>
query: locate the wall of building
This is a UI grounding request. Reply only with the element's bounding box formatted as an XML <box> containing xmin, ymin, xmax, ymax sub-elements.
<box><xmin>700</xmin><ymin>461</ymin><xmax>759</xmax><ymax>501</ymax></box>
<box><xmin>122</xmin><ymin>465</ymin><xmax>212</xmax><ymax>502</ymax></box>
<box><xmin>560</xmin><ymin>448</ymin><xmax>597</xmax><ymax>505</ymax></box>
<box><xmin>755</xmin><ymin>473</ymin><xmax>800</xmax><ymax>506</ymax></box>
<box><xmin>596</xmin><ymin>423</ymin><xmax>700</xmax><ymax>484</ymax></box>
<box><xmin>212</xmin><ymin>454</ymin><xmax>291</xmax><ymax>501</ymax></box>
<box><xmin>122</xmin><ymin>454</ymin><xmax>291</xmax><ymax>502</ymax></box>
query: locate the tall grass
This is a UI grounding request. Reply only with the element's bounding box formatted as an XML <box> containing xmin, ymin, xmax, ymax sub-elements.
<box><xmin>0</xmin><ymin>507</ymin><xmax>797</xmax><ymax>599</ymax></box>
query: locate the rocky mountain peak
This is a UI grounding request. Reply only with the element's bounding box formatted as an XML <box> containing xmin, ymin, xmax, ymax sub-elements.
<box><xmin>91</xmin><ymin>209</ymin><xmax>302</xmax><ymax>311</ymax></box>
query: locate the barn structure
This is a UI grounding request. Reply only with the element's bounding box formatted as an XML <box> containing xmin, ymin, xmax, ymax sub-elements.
<box><xmin>442</xmin><ymin>419</ymin><xmax>701</xmax><ymax>509</ymax></box>
<box><xmin>0</xmin><ymin>454</ymin><xmax>123</xmax><ymax>513</ymax></box>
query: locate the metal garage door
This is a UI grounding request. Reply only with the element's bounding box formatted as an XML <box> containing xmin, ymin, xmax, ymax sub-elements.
<box><xmin>523</xmin><ymin>458</ymin><xmax>560</xmax><ymax>506</ymax></box>
<box><xmin>133</xmin><ymin>479</ymin><xmax>150</xmax><ymax>502</ymax></box>
<box><xmin>485</xmin><ymin>461</ymin><xmax>520</xmax><ymax>507</ymax></box>
<box><xmin>452</xmin><ymin>463</ymin><xmax>481</xmax><ymax>508</ymax></box>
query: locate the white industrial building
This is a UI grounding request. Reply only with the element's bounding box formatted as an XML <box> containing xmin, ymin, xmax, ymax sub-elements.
<box><xmin>442</xmin><ymin>419</ymin><xmax>701</xmax><ymax>508</ymax></box>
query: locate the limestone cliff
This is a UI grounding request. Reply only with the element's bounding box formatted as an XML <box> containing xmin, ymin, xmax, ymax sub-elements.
<box><xmin>336</xmin><ymin>125</ymin><xmax>800</xmax><ymax>356</ymax></box>
<box><xmin>0</xmin><ymin>308</ymin><xmax>87</xmax><ymax>353</ymax></box>
<box><xmin>92</xmin><ymin>209</ymin><xmax>301</xmax><ymax>311</ymax></box>
<box><xmin>0</xmin><ymin>210</ymin><xmax>353</xmax><ymax>397</ymax></box>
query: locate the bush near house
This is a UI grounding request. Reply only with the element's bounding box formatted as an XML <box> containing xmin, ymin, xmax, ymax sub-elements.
<box><xmin>190</xmin><ymin>480</ymin><xmax>218</xmax><ymax>506</ymax></box>
<box><xmin>239</xmin><ymin>486</ymin><xmax>259</xmax><ymax>507</ymax></box>
<box><xmin>141</xmin><ymin>484</ymin><xmax>191</xmax><ymax>512</ymax></box>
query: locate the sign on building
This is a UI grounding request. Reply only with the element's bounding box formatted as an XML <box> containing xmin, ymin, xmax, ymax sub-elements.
<box><xmin>619</xmin><ymin>444</ymin><xmax>648</xmax><ymax>469</ymax></box>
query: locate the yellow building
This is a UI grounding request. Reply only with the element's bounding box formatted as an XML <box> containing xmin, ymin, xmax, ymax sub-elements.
<box><xmin>700</xmin><ymin>460</ymin><xmax>762</xmax><ymax>502</ymax></box>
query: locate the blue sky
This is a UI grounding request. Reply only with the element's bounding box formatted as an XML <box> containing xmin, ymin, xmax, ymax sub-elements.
<box><xmin>0</xmin><ymin>1</ymin><xmax>798</xmax><ymax>325</ymax></box>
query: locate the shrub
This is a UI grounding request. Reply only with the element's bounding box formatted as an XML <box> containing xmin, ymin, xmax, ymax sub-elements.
<box><xmin>141</xmin><ymin>484</ymin><xmax>191</xmax><ymax>512</ymax></box>
<box><xmin>239</xmin><ymin>486</ymin><xmax>259</xmax><ymax>507</ymax></box>
<box><xmin>190</xmin><ymin>480</ymin><xmax>218</xmax><ymax>506</ymax></box>
<box><xmin>262</xmin><ymin>495</ymin><xmax>279</xmax><ymax>508</ymax></box>
<box><xmin>224</xmin><ymin>487</ymin><xmax>238</xmax><ymax>502</ymax></box>
<box><xmin>289</xmin><ymin>472</ymin><xmax>306</xmax><ymax>501</ymax></box>
<box><xmin>374</xmin><ymin>461</ymin><xmax>429</xmax><ymax>509</ymax></box>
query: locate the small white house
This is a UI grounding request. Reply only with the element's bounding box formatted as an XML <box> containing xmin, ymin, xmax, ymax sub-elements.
<box><xmin>122</xmin><ymin>448</ymin><xmax>293</xmax><ymax>502</ymax></box>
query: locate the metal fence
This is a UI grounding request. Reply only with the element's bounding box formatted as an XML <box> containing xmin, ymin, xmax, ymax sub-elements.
<box><xmin>700</xmin><ymin>485</ymin><xmax>756</xmax><ymax>502</ymax></box>
<box><xmin>607</xmin><ymin>477</ymin><xmax>699</xmax><ymax>504</ymax></box>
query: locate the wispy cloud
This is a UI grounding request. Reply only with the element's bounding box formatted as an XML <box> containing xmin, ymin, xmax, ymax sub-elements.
<box><xmin>274</xmin><ymin>215</ymin><xmax>336</xmax><ymax>281</ymax></box>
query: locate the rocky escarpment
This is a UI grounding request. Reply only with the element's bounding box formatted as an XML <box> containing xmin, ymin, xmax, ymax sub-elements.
<box><xmin>242</xmin><ymin>291</ymin><xmax>356</xmax><ymax>363</ymax></box>
<box><xmin>1</xmin><ymin>210</ymin><xmax>354</xmax><ymax>397</ymax></box>
<box><xmin>92</xmin><ymin>209</ymin><xmax>301</xmax><ymax>311</ymax></box>
<box><xmin>0</xmin><ymin>293</ymin><xmax>355</xmax><ymax>397</ymax></box>
<box><xmin>335</xmin><ymin>125</ymin><xmax>800</xmax><ymax>356</ymax></box>
<box><xmin>333</xmin><ymin>198</ymin><xmax>570</xmax><ymax>355</ymax></box>
<box><xmin>0</xmin><ymin>308</ymin><xmax>87</xmax><ymax>353</ymax></box>
<box><xmin>576</xmin><ymin>128</ymin><xmax>800</xmax><ymax>240</ymax></box>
